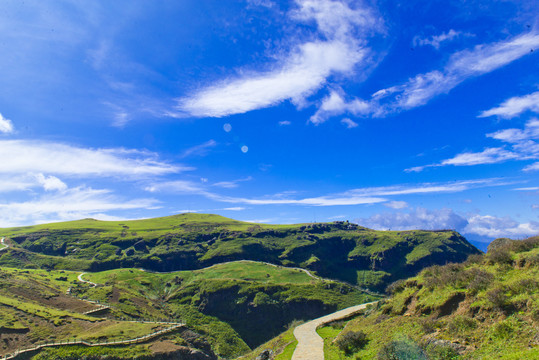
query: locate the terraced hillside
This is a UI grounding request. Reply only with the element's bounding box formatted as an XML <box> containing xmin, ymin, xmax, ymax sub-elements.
<box><xmin>0</xmin><ymin>261</ymin><xmax>377</xmax><ymax>359</ymax></box>
<box><xmin>0</xmin><ymin>213</ymin><xmax>480</xmax><ymax>292</ymax></box>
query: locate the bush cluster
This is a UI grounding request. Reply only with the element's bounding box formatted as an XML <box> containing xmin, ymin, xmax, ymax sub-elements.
<box><xmin>336</xmin><ymin>330</ymin><xmax>369</xmax><ymax>355</ymax></box>
<box><xmin>422</xmin><ymin>263</ymin><xmax>493</xmax><ymax>293</ymax></box>
<box><xmin>377</xmin><ymin>337</ymin><xmax>428</xmax><ymax>360</ymax></box>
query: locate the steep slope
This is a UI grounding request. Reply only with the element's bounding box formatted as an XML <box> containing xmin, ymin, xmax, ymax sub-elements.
<box><xmin>0</xmin><ymin>213</ymin><xmax>480</xmax><ymax>292</ymax></box>
<box><xmin>315</xmin><ymin>236</ymin><xmax>539</xmax><ymax>359</ymax></box>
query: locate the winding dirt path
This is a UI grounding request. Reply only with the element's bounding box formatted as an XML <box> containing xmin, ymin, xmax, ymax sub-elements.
<box><xmin>77</xmin><ymin>273</ymin><xmax>98</xmax><ymax>287</ymax></box>
<box><xmin>291</xmin><ymin>301</ymin><xmax>378</xmax><ymax>360</ymax></box>
<box><xmin>0</xmin><ymin>237</ymin><xmax>7</xmax><ymax>251</ymax></box>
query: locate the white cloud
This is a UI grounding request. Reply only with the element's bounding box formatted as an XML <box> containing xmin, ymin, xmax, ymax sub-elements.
<box><xmin>479</xmin><ymin>90</ymin><xmax>539</xmax><ymax>118</ymax></box>
<box><xmin>373</xmin><ymin>31</ymin><xmax>539</xmax><ymax>115</ymax></box>
<box><xmin>212</xmin><ymin>176</ymin><xmax>253</xmax><ymax>189</ymax></box>
<box><xmin>384</xmin><ymin>201</ymin><xmax>408</xmax><ymax>209</ymax></box>
<box><xmin>0</xmin><ymin>187</ymin><xmax>159</xmax><ymax>227</ymax></box>
<box><xmin>413</xmin><ymin>29</ymin><xmax>463</xmax><ymax>49</ymax></box>
<box><xmin>513</xmin><ymin>187</ymin><xmax>539</xmax><ymax>191</ymax></box>
<box><xmin>341</xmin><ymin>118</ymin><xmax>358</xmax><ymax>128</ymax></box>
<box><xmin>279</xmin><ymin>120</ymin><xmax>291</xmax><ymax>126</ymax></box>
<box><xmin>220</xmin><ymin>207</ymin><xmax>246</xmax><ymax>211</ymax></box>
<box><xmin>347</xmin><ymin>179</ymin><xmax>503</xmax><ymax>197</ymax></box>
<box><xmin>356</xmin><ymin>207</ymin><xmax>539</xmax><ymax>240</ymax></box>
<box><xmin>440</xmin><ymin>147</ymin><xmax>519</xmax><ymax>166</ymax></box>
<box><xmin>523</xmin><ymin>162</ymin><xmax>539</xmax><ymax>171</ymax></box>
<box><xmin>177</xmin><ymin>0</ymin><xmax>380</xmax><ymax>118</ymax></box>
<box><xmin>246</xmin><ymin>0</ymin><xmax>275</xmax><ymax>8</ymax></box>
<box><xmin>310</xmin><ymin>90</ymin><xmax>370</xmax><ymax>124</ymax></box>
<box><xmin>180</xmin><ymin>140</ymin><xmax>217</xmax><ymax>158</ymax></box>
<box><xmin>34</xmin><ymin>173</ymin><xmax>68</xmax><ymax>192</ymax></box>
<box><xmin>179</xmin><ymin>41</ymin><xmax>365</xmax><ymax>118</ymax></box>
<box><xmin>0</xmin><ymin>173</ymin><xmax>67</xmax><ymax>193</ymax></box>
<box><xmin>489</xmin><ymin>119</ymin><xmax>539</xmax><ymax>142</ymax></box>
<box><xmin>464</xmin><ymin>214</ymin><xmax>539</xmax><ymax>238</ymax></box>
<box><xmin>0</xmin><ymin>113</ymin><xmax>14</xmax><ymax>134</ymax></box>
<box><xmin>356</xmin><ymin>207</ymin><xmax>468</xmax><ymax>231</ymax></box>
<box><xmin>145</xmin><ymin>178</ymin><xmax>503</xmax><ymax>207</ymax></box>
<box><xmin>410</xmin><ymin>119</ymin><xmax>539</xmax><ymax>171</ymax></box>
<box><xmin>0</xmin><ymin>140</ymin><xmax>184</xmax><ymax>178</ymax></box>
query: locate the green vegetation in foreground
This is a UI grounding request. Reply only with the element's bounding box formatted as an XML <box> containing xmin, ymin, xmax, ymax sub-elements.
<box><xmin>315</xmin><ymin>236</ymin><xmax>539</xmax><ymax>359</ymax></box>
<box><xmin>238</xmin><ymin>326</ymin><xmax>298</xmax><ymax>360</ymax></box>
<box><xmin>0</xmin><ymin>213</ymin><xmax>480</xmax><ymax>292</ymax></box>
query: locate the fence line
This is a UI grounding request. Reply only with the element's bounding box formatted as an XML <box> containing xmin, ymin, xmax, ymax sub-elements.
<box><xmin>1</xmin><ymin>323</ymin><xmax>184</xmax><ymax>360</ymax></box>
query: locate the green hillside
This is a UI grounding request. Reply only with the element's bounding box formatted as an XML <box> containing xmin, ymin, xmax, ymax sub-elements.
<box><xmin>0</xmin><ymin>261</ymin><xmax>377</xmax><ymax>359</ymax></box>
<box><xmin>0</xmin><ymin>213</ymin><xmax>480</xmax><ymax>292</ymax></box>
<box><xmin>309</xmin><ymin>236</ymin><xmax>539</xmax><ymax>359</ymax></box>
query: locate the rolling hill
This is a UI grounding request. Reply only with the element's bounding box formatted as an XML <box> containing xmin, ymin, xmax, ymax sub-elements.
<box><xmin>0</xmin><ymin>213</ymin><xmax>481</xmax><ymax>292</ymax></box>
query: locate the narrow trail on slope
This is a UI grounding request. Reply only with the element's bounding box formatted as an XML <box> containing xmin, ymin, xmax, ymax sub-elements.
<box><xmin>77</xmin><ymin>273</ymin><xmax>98</xmax><ymax>287</ymax></box>
<box><xmin>0</xmin><ymin>237</ymin><xmax>8</xmax><ymax>251</ymax></box>
<box><xmin>291</xmin><ymin>301</ymin><xmax>378</xmax><ymax>360</ymax></box>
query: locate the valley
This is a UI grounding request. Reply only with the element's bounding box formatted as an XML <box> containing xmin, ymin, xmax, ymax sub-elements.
<box><xmin>1</xmin><ymin>213</ymin><xmax>519</xmax><ymax>359</ymax></box>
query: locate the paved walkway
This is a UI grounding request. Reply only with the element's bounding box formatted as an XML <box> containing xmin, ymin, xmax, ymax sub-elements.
<box><xmin>291</xmin><ymin>301</ymin><xmax>378</xmax><ymax>360</ymax></box>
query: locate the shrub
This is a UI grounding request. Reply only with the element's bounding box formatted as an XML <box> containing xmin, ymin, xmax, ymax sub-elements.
<box><xmin>386</xmin><ymin>279</ymin><xmax>406</xmax><ymax>295</ymax></box>
<box><xmin>510</xmin><ymin>277</ymin><xmax>539</xmax><ymax>294</ymax></box>
<box><xmin>447</xmin><ymin>315</ymin><xmax>477</xmax><ymax>335</ymax></box>
<box><xmin>419</xmin><ymin>317</ymin><xmax>439</xmax><ymax>334</ymax></box>
<box><xmin>492</xmin><ymin>318</ymin><xmax>518</xmax><ymax>339</ymax></box>
<box><xmin>328</xmin><ymin>320</ymin><xmax>346</xmax><ymax>329</ymax></box>
<box><xmin>510</xmin><ymin>236</ymin><xmax>539</xmax><ymax>253</ymax></box>
<box><xmin>336</xmin><ymin>330</ymin><xmax>369</xmax><ymax>355</ymax></box>
<box><xmin>487</xmin><ymin>286</ymin><xmax>508</xmax><ymax>311</ymax></box>
<box><xmin>425</xmin><ymin>342</ymin><xmax>461</xmax><ymax>360</ymax></box>
<box><xmin>378</xmin><ymin>337</ymin><xmax>428</xmax><ymax>360</ymax></box>
<box><xmin>487</xmin><ymin>249</ymin><xmax>513</xmax><ymax>266</ymax></box>
<box><xmin>466</xmin><ymin>268</ymin><xmax>493</xmax><ymax>294</ymax></box>
<box><xmin>464</xmin><ymin>253</ymin><xmax>484</xmax><ymax>265</ymax></box>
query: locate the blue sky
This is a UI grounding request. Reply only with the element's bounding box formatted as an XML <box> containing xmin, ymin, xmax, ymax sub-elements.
<box><xmin>0</xmin><ymin>0</ymin><xmax>538</xmax><ymax>247</ymax></box>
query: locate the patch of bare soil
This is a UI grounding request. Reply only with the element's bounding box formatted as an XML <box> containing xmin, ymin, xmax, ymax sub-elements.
<box><xmin>149</xmin><ymin>340</ymin><xmax>184</xmax><ymax>354</ymax></box>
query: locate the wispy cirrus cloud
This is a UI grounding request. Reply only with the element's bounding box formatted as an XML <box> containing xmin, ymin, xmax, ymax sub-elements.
<box><xmin>0</xmin><ymin>140</ymin><xmax>186</xmax><ymax>178</ymax></box>
<box><xmin>212</xmin><ymin>176</ymin><xmax>253</xmax><ymax>189</ymax></box>
<box><xmin>478</xmin><ymin>91</ymin><xmax>539</xmax><ymax>118</ymax></box>
<box><xmin>145</xmin><ymin>178</ymin><xmax>505</xmax><ymax>207</ymax></box>
<box><xmin>408</xmin><ymin>119</ymin><xmax>539</xmax><ymax>172</ymax></box>
<box><xmin>307</xmin><ymin>30</ymin><xmax>539</xmax><ymax>123</ymax></box>
<box><xmin>413</xmin><ymin>29</ymin><xmax>465</xmax><ymax>49</ymax></box>
<box><xmin>176</xmin><ymin>0</ymin><xmax>382</xmax><ymax>118</ymax></box>
<box><xmin>373</xmin><ymin>31</ymin><xmax>539</xmax><ymax>114</ymax></box>
<box><xmin>0</xmin><ymin>113</ymin><xmax>14</xmax><ymax>134</ymax></box>
<box><xmin>180</xmin><ymin>140</ymin><xmax>217</xmax><ymax>159</ymax></box>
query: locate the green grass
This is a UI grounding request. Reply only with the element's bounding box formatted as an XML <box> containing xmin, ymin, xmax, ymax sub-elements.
<box><xmin>0</xmin><ymin>213</ymin><xmax>480</xmax><ymax>293</ymax></box>
<box><xmin>239</xmin><ymin>326</ymin><xmax>298</xmax><ymax>360</ymax></box>
<box><xmin>0</xmin><ymin>260</ymin><xmax>379</xmax><ymax>359</ymax></box>
<box><xmin>317</xmin><ymin>236</ymin><xmax>539</xmax><ymax>359</ymax></box>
